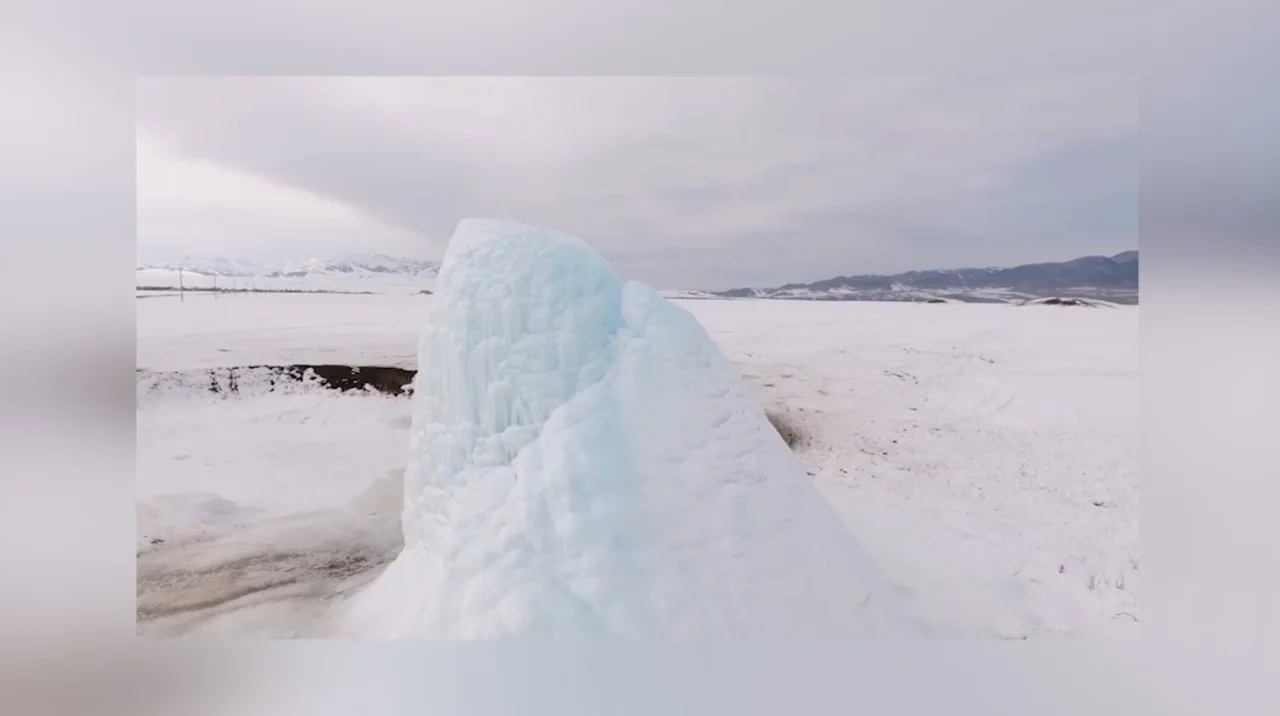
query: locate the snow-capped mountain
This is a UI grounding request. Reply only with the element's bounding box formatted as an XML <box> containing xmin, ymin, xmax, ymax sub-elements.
<box><xmin>137</xmin><ymin>253</ymin><xmax>441</xmax><ymax>279</ymax></box>
<box><xmin>136</xmin><ymin>253</ymin><xmax>442</xmax><ymax>294</ymax></box>
<box><xmin>714</xmin><ymin>251</ymin><xmax>1139</xmax><ymax>305</ymax></box>
<box><xmin>135</xmin><ymin>257</ymin><xmax>266</xmax><ymax>278</ymax></box>
<box><xmin>266</xmin><ymin>254</ymin><xmax>442</xmax><ymax>278</ymax></box>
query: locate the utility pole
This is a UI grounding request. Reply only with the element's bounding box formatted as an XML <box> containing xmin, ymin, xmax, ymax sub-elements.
<box><xmin>179</xmin><ymin>267</ymin><xmax>184</xmax><ymax>302</ymax></box>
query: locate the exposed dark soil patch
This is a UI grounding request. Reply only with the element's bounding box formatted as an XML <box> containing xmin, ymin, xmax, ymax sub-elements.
<box><xmin>1024</xmin><ymin>297</ymin><xmax>1109</xmax><ymax>307</ymax></box>
<box><xmin>147</xmin><ymin>364</ymin><xmax>418</xmax><ymax>396</ymax></box>
<box><xmin>766</xmin><ymin>410</ymin><xmax>806</xmax><ymax>448</ymax></box>
<box><xmin>297</xmin><ymin>365</ymin><xmax>415</xmax><ymax>394</ymax></box>
<box><xmin>142</xmin><ymin>364</ymin><xmax>803</xmax><ymax>448</ymax></box>
<box><xmin>1040</xmin><ymin>298</ymin><xmax>1087</xmax><ymax>306</ymax></box>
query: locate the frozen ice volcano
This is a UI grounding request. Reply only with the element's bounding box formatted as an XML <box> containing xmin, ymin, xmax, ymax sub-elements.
<box><xmin>341</xmin><ymin>219</ymin><xmax>911</xmax><ymax>638</ymax></box>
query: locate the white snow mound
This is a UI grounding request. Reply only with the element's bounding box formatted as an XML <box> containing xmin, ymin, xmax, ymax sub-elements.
<box><xmin>342</xmin><ymin>218</ymin><xmax>912</xmax><ymax>638</ymax></box>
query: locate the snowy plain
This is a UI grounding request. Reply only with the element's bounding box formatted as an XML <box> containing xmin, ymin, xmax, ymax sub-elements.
<box><xmin>137</xmin><ymin>288</ymin><xmax>1137</xmax><ymax>638</ymax></box>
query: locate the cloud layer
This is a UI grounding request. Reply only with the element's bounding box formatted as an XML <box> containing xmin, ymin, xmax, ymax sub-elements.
<box><xmin>137</xmin><ymin>77</ymin><xmax>1136</xmax><ymax>289</ymax></box>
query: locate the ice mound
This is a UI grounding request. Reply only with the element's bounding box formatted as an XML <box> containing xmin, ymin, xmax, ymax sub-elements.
<box><xmin>342</xmin><ymin>219</ymin><xmax>911</xmax><ymax>638</ymax></box>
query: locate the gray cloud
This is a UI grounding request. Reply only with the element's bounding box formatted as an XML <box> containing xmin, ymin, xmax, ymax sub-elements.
<box><xmin>137</xmin><ymin>76</ymin><xmax>1136</xmax><ymax>289</ymax></box>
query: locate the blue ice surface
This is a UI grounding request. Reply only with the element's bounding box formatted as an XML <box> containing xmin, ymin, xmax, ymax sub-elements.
<box><xmin>345</xmin><ymin>218</ymin><xmax>914</xmax><ymax>638</ymax></box>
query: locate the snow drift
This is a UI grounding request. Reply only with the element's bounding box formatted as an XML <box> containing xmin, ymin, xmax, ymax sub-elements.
<box><xmin>341</xmin><ymin>219</ymin><xmax>911</xmax><ymax>638</ymax></box>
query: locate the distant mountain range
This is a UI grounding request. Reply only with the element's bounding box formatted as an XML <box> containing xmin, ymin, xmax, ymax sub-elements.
<box><xmin>136</xmin><ymin>253</ymin><xmax>442</xmax><ymax>279</ymax></box>
<box><xmin>138</xmin><ymin>250</ymin><xmax>1138</xmax><ymax>304</ymax></box>
<box><xmin>714</xmin><ymin>250</ymin><xmax>1139</xmax><ymax>304</ymax></box>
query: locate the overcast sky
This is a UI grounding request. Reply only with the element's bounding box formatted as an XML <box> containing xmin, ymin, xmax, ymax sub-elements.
<box><xmin>137</xmin><ymin>77</ymin><xmax>1136</xmax><ymax>289</ymax></box>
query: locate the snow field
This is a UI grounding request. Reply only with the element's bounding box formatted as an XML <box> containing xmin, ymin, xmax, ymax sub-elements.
<box><xmin>136</xmin><ymin>246</ymin><xmax>1137</xmax><ymax>638</ymax></box>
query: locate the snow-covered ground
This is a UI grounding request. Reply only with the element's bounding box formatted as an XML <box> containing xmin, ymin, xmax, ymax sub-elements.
<box><xmin>137</xmin><ymin>291</ymin><xmax>1137</xmax><ymax>639</ymax></box>
<box><xmin>136</xmin><ymin>292</ymin><xmax>430</xmax><ymax>371</ymax></box>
